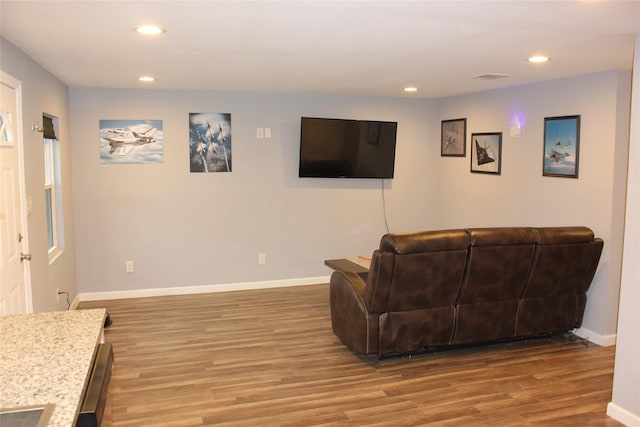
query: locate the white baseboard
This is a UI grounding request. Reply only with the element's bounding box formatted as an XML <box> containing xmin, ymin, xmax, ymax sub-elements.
<box><xmin>70</xmin><ymin>293</ymin><xmax>81</xmax><ymax>310</ymax></box>
<box><xmin>573</xmin><ymin>326</ymin><xmax>617</xmax><ymax>346</ymax></box>
<box><xmin>607</xmin><ymin>402</ymin><xmax>640</xmax><ymax>427</ymax></box>
<box><xmin>78</xmin><ymin>276</ymin><xmax>331</xmax><ymax>302</ymax></box>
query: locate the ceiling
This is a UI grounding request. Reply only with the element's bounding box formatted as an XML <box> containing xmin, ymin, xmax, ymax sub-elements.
<box><xmin>1</xmin><ymin>1</ymin><xmax>639</xmax><ymax>99</ymax></box>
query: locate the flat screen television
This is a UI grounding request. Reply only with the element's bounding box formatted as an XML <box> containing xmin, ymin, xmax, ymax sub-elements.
<box><xmin>299</xmin><ymin>117</ymin><xmax>397</xmax><ymax>178</ymax></box>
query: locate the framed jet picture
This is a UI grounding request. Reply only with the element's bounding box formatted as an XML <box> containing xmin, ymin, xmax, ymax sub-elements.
<box><xmin>99</xmin><ymin>119</ymin><xmax>163</xmax><ymax>164</ymax></box>
<box><xmin>441</xmin><ymin>118</ymin><xmax>466</xmax><ymax>157</ymax></box>
<box><xmin>543</xmin><ymin>115</ymin><xmax>580</xmax><ymax>178</ymax></box>
<box><xmin>189</xmin><ymin>113</ymin><xmax>232</xmax><ymax>173</ymax></box>
<box><xmin>470</xmin><ymin>132</ymin><xmax>502</xmax><ymax>175</ymax></box>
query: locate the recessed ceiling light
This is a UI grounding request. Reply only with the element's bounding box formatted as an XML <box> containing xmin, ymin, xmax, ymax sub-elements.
<box><xmin>528</xmin><ymin>55</ymin><xmax>550</xmax><ymax>63</ymax></box>
<box><xmin>403</xmin><ymin>86</ymin><xmax>418</xmax><ymax>93</ymax></box>
<box><xmin>138</xmin><ymin>76</ymin><xmax>155</xmax><ymax>82</ymax></box>
<box><xmin>136</xmin><ymin>25</ymin><xmax>165</xmax><ymax>35</ymax></box>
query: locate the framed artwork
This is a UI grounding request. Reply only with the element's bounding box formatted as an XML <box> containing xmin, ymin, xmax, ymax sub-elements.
<box><xmin>441</xmin><ymin>118</ymin><xmax>466</xmax><ymax>157</ymax></box>
<box><xmin>189</xmin><ymin>113</ymin><xmax>232</xmax><ymax>173</ymax></box>
<box><xmin>99</xmin><ymin>120</ymin><xmax>163</xmax><ymax>164</ymax></box>
<box><xmin>470</xmin><ymin>132</ymin><xmax>502</xmax><ymax>174</ymax></box>
<box><xmin>543</xmin><ymin>115</ymin><xmax>580</xmax><ymax>178</ymax></box>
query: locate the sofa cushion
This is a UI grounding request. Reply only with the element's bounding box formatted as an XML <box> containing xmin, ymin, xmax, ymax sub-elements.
<box><xmin>534</xmin><ymin>226</ymin><xmax>595</xmax><ymax>244</ymax></box>
<box><xmin>517</xmin><ymin>227</ymin><xmax>604</xmax><ymax>335</ymax></box>
<box><xmin>523</xmin><ymin>227</ymin><xmax>604</xmax><ymax>298</ymax></box>
<box><xmin>454</xmin><ymin>300</ymin><xmax>518</xmax><ymax>344</ymax></box>
<box><xmin>366</xmin><ymin>230</ymin><xmax>469</xmax><ymax>312</ymax></box>
<box><xmin>454</xmin><ymin>228</ymin><xmax>537</xmax><ymax>344</ymax></box>
<box><xmin>465</xmin><ymin>227</ymin><xmax>537</xmax><ymax>246</ymax></box>
<box><xmin>458</xmin><ymin>228</ymin><xmax>537</xmax><ymax>303</ymax></box>
<box><xmin>516</xmin><ymin>295</ymin><xmax>579</xmax><ymax>336</ymax></box>
<box><xmin>385</xmin><ymin>250</ymin><xmax>468</xmax><ymax>311</ymax></box>
<box><xmin>380</xmin><ymin>229</ymin><xmax>470</xmax><ymax>254</ymax></box>
<box><xmin>379</xmin><ymin>307</ymin><xmax>455</xmax><ymax>355</ymax></box>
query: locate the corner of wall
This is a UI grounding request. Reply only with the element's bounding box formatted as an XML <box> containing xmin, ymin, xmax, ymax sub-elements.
<box><xmin>573</xmin><ymin>327</ymin><xmax>617</xmax><ymax>347</ymax></box>
<box><xmin>607</xmin><ymin>401</ymin><xmax>640</xmax><ymax>427</ymax></box>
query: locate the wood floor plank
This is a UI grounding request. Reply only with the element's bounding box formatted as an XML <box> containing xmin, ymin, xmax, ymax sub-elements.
<box><xmin>79</xmin><ymin>284</ymin><xmax>621</xmax><ymax>426</ymax></box>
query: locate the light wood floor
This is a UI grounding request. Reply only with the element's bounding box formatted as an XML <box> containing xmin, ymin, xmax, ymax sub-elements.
<box><xmin>79</xmin><ymin>284</ymin><xmax>622</xmax><ymax>427</ymax></box>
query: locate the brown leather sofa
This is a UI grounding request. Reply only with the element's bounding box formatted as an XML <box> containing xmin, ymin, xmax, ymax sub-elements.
<box><xmin>329</xmin><ymin>226</ymin><xmax>603</xmax><ymax>357</ymax></box>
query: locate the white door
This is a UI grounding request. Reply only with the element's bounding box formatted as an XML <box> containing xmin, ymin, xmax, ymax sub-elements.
<box><xmin>0</xmin><ymin>71</ymin><xmax>32</xmax><ymax>315</ymax></box>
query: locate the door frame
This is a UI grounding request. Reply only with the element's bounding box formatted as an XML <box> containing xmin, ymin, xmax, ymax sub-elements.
<box><xmin>1</xmin><ymin>70</ymin><xmax>33</xmax><ymax>313</ymax></box>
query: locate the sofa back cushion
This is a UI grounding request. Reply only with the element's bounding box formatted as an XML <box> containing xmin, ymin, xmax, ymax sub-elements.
<box><xmin>365</xmin><ymin>229</ymin><xmax>470</xmax><ymax>313</ymax></box>
<box><xmin>458</xmin><ymin>227</ymin><xmax>538</xmax><ymax>303</ymax></box>
<box><xmin>525</xmin><ymin>227</ymin><xmax>603</xmax><ymax>297</ymax></box>
<box><xmin>453</xmin><ymin>227</ymin><xmax>538</xmax><ymax>344</ymax></box>
<box><xmin>516</xmin><ymin>226</ymin><xmax>604</xmax><ymax>335</ymax></box>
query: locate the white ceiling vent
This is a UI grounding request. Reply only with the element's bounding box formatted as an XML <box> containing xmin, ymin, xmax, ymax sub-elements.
<box><xmin>470</xmin><ymin>73</ymin><xmax>511</xmax><ymax>80</ymax></box>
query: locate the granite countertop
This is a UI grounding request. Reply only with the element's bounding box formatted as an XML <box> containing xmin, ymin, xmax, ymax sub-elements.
<box><xmin>0</xmin><ymin>309</ymin><xmax>106</xmax><ymax>427</ymax></box>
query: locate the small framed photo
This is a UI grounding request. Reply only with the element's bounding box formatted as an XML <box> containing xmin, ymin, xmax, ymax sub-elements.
<box><xmin>543</xmin><ymin>115</ymin><xmax>580</xmax><ymax>178</ymax></box>
<box><xmin>441</xmin><ymin>118</ymin><xmax>466</xmax><ymax>157</ymax></box>
<box><xmin>470</xmin><ymin>132</ymin><xmax>502</xmax><ymax>174</ymax></box>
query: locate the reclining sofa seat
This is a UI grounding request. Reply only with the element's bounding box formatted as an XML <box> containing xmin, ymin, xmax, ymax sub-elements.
<box><xmin>517</xmin><ymin>227</ymin><xmax>604</xmax><ymax>335</ymax></box>
<box><xmin>453</xmin><ymin>227</ymin><xmax>538</xmax><ymax>344</ymax></box>
<box><xmin>329</xmin><ymin>226</ymin><xmax>603</xmax><ymax>357</ymax></box>
<box><xmin>330</xmin><ymin>229</ymin><xmax>470</xmax><ymax>355</ymax></box>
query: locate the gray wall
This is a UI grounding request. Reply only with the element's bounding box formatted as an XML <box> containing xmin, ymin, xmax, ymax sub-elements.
<box><xmin>0</xmin><ymin>37</ymin><xmax>78</xmax><ymax>311</ymax></box>
<box><xmin>68</xmin><ymin>71</ymin><xmax>631</xmax><ymax>343</ymax></box>
<box><xmin>436</xmin><ymin>70</ymin><xmax>632</xmax><ymax>342</ymax></box>
<box><xmin>69</xmin><ymin>89</ymin><xmax>438</xmax><ymax>293</ymax></box>
<box><xmin>3</xmin><ymin>34</ymin><xmax>631</xmax><ymax>343</ymax></box>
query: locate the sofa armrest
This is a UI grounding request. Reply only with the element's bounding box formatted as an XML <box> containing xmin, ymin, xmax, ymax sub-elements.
<box><xmin>331</xmin><ymin>270</ymin><xmax>366</xmax><ymax>306</ymax></box>
<box><xmin>330</xmin><ymin>271</ymin><xmax>378</xmax><ymax>355</ymax></box>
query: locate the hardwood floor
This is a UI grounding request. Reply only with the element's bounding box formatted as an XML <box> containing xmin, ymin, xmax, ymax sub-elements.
<box><xmin>79</xmin><ymin>284</ymin><xmax>622</xmax><ymax>426</ymax></box>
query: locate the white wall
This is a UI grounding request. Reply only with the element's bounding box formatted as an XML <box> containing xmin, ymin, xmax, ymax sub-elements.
<box><xmin>69</xmin><ymin>88</ymin><xmax>438</xmax><ymax>295</ymax></box>
<box><xmin>435</xmin><ymin>70</ymin><xmax>632</xmax><ymax>341</ymax></box>
<box><xmin>608</xmin><ymin>34</ymin><xmax>640</xmax><ymax>427</ymax></box>
<box><xmin>0</xmin><ymin>37</ymin><xmax>78</xmax><ymax>311</ymax></box>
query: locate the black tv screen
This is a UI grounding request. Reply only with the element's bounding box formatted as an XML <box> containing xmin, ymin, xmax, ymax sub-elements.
<box><xmin>299</xmin><ymin>117</ymin><xmax>397</xmax><ymax>178</ymax></box>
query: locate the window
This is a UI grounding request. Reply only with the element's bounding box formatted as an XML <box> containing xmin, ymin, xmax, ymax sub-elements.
<box><xmin>43</xmin><ymin>114</ymin><xmax>64</xmax><ymax>262</ymax></box>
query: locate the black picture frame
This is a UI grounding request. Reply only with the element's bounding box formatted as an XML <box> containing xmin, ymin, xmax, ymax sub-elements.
<box><xmin>441</xmin><ymin>118</ymin><xmax>467</xmax><ymax>157</ymax></box>
<box><xmin>470</xmin><ymin>132</ymin><xmax>502</xmax><ymax>175</ymax></box>
<box><xmin>543</xmin><ymin>115</ymin><xmax>580</xmax><ymax>178</ymax></box>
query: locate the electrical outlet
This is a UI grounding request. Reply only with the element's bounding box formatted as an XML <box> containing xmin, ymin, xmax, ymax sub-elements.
<box><xmin>125</xmin><ymin>260</ymin><xmax>134</xmax><ymax>273</ymax></box>
<box><xmin>258</xmin><ymin>253</ymin><xmax>266</xmax><ymax>265</ymax></box>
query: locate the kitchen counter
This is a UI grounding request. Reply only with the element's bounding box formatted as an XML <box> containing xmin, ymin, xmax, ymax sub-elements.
<box><xmin>0</xmin><ymin>309</ymin><xmax>107</xmax><ymax>427</ymax></box>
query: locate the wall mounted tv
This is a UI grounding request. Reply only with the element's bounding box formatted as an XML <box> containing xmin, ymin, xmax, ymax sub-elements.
<box><xmin>299</xmin><ymin>117</ymin><xmax>397</xmax><ymax>179</ymax></box>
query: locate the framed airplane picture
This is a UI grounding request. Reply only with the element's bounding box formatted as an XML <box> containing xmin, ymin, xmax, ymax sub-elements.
<box><xmin>470</xmin><ymin>132</ymin><xmax>502</xmax><ymax>175</ymax></box>
<box><xmin>543</xmin><ymin>115</ymin><xmax>580</xmax><ymax>178</ymax></box>
<box><xmin>189</xmin><ymin>113</ymin><xmax>232</xmax><ymax>173</ymax></box>
<box><xmin>99</xmin><ymin>119</ymin><xmax>163</xmax><ymax>164</ymax></box>
<box><xmin>441</xmin><ymin>118</ymin><xmax>466</xmax><ymax>157</ymax></box>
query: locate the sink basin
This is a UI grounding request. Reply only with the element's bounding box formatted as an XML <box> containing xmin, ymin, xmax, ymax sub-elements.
<box><xmin>0</xmin><ymin>404</ymin><xmax>54</xmax><ymax>427</ymax></box>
